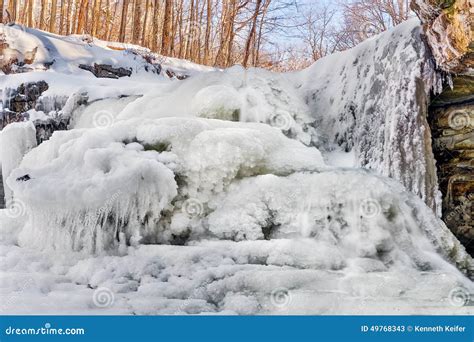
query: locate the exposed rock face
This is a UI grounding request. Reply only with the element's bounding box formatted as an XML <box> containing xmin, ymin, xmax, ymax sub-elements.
<box><xmin>6</xmin><ymin>81</ymin><xmax>48</xmax><ymax>113</ymax></box>
<box><xmin>78</xmin><ymin>63</ymin><xmax>132</xmax><ymax>79</ymax></box>
<box><xmin>1</xmin><ymin>81</ymin><xmax>48</xmax><ymax>129</ymax></box>
<box><xmin>413</xmin><ymin>0</ymin><xmax>473</xmax><ymax>254</ymax></box>
<box><xmin>429</xmin><ymin>74</ymin><xmax>474</xmax><ymax>255</ymax></box>
<box><xmin>411</xmin><ymin>0</ymin><xmax>473</xmax><ymax>73</ymax></box>
<box><xmin>1</xmin><ymin>81</ymin><xmax>69</xmax><ymax>144</ymax></box>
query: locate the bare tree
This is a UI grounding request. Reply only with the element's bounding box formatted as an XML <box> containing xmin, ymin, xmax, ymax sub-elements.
<box><xmin>161</xmin><ymin>0</ymin><xmax>173</xmax><ymax>55</ymax></box>
<box><xmin>131</xmin><ymin>0</ymin><xmax>142</xmax><ymax>44</ymax></box>
<box><xmin>26</xmin><ymin>0</ymin><xmax>34</xmax><ymax>27</ymax></box>
<box><xmin>339</xmin><ymin>0</ymin><xmax>411</xmax><ymax>46</ymax></box>
<box><xmin>118</xmin><ymin>0</ymin><xmax>129</xmax><ymax>42</ymax></box>
<box><xmin>243</xmin><ymin>0</ymin><xmax>262</xmax><ymax>67</ymax></box>
<box><xmin>8</xmin><ymin>0</ymin><xmax>17</xmax><ymax>22</ymax></box>
<box><xmin>49</xmin><ymin>0</ymin><xmax>57</xmax><ymax>32</ymax></box>
<box><xmin>76</xmin><ymin>0</ymin><xmax>88</xmax><ymax>34</ymax></box>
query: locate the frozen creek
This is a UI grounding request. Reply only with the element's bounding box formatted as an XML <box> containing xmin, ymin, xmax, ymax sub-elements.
<box><xmin>0</xmin><ymin>20</ymin><xmax>473</xmax><ymax>314</ymax></box>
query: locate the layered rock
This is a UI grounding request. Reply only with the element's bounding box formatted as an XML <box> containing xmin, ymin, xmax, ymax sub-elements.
<box><xmin>429</xmin><ymin>75</ymin><xmax>473</xmax><ymax>254</ymax></box>
<box><xmin>411</xmin><ymin>0</ymin><xmax>473</xmax><ymax>73</ymax></box>
<box><xmin>412</xmin><ymin>0</ymin><xmax>473</xmax><ymax>254</ymax></box>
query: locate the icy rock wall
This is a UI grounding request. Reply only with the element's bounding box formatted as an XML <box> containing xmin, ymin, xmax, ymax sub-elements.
<box><xmin>296</xmin><ymin>19</ymin><xmax>442</xmax><ymax>214</ymax></box>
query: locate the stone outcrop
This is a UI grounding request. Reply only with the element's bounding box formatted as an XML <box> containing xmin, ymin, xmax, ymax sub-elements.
<box><xmin>411</xmin><ymin>0</ymin><xmax>473</xmax><ymax>73</ymax></box>
<box><xmin>1</xmin><ymin>81</ymin><xmax>69</xmax><ymax>144</ymax></box>
<box><xmin>1</xmin><ymin>81</ymin><xmax>48</xmax><ymax>129</ymax></box>
<box><xmin>412</xmin><ymin>0</ymin><xmax>473</xmax><ymax>254</ymax></box>
<box><xmin>78</xmin><ymin>63</ymin><xmax>132</xmax><ymax>79</ymax></box>
<box><xmin>429</xmin><ymin>75</ymin><xmax>473</xmax><ymax>254</ymax></box>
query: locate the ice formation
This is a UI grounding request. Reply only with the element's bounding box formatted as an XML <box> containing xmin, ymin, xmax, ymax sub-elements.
<box><xmin>0</xmin><ymin>20</ymin><xmax>473</xmax><ymax>314</ymax></box>
<box><xmin>0</xmin><ymin>122</ymin><xmax>37</xmax><ymax>206</ymax></box>
<box><xmin>295</xmin><ymin>19</ymin><xmax>442</xmax><ymax>214</ymax></box>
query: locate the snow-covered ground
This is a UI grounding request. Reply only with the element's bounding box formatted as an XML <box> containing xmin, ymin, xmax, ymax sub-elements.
<box><xmin>0</xmin><ymin>21</ymin><xmax>473</xmax><ymax>315</ymax></box>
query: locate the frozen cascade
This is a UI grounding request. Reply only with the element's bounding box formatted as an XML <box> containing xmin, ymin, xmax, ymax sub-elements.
<box><xmin>1</xmin><ymin>19</ymin><xmax>473</xmax><ymax>314</ymax></box>
<box><xmin>6</xmin><ymin>118</ymin><xmax>473</xmax><ymax>280</ymax></box>
<box><xmin>295</xmin><ymin>19</ymin><xmax>442</xmax><ymax>214</ymax></box>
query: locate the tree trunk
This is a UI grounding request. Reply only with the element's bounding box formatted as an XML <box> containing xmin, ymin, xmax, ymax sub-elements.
<box><xmin>26</xmin><ymin>0</ymin><xmax>34</xmax><ymax>27</ymax></box>
<box><xmin>8</xmin><ymin>0</ymin><xmax>17</xmax><ymax>22</ymax></box>
<box><xmin>65</xmin><ymin>0</ymin><xmax>72</xmax><ymax>35</ymax></box>
<box><xmin>141</xmin><ymin>0</ymin><xmax>150</xmax><ymax>46</ymax></box>
<box><xmin>39</xmin><ymin>0</ymin><xmax>46</xmax><ymax>30</ymax></box>
<box><xmin>161</xmin><ymin>0</ymin><xmax>173</xmax><ymax>55</ymax></box>
<box><xmin>203</xmin><ymin>0</ymin><xmax>212</xmax><ymax>64</ymax></box>
<box><xmin>131</xmin><ymin>0</ymin><xmax>142</xmax><ymax>44</ymax></box>
<box><xmin>91</xmin><ymin>0</ymin><xmax>102</xmax><ymax>37</ymax></box>
<box><xmin>243</xmin><ymin>0</ymin><xmax>261</xmax><ymax>67</ymax></box>
<box><xmin>118</xmin><ymin>0</ymin><xmax>129</xmax><ymax>42</ymax></box>
<box><xmin>49</xmin><ymin>0</ymin><xmax>57</xmax><ymax>32</ymax></box>
<box><xmin>150</xmin><ymin>0</ymin><xmax>160</xmax><ymax>51</ymax></box>
<box><xmin>76</xmin><ymin>0</ymin><xmax>88</xmax><ymax>34</ymax></box>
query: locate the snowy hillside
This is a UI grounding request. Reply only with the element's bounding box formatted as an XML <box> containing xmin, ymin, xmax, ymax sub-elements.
<box><xmin>0</xmin><ymin>21</ymin><xmax>473</xmax><ymax>314</ymax></box>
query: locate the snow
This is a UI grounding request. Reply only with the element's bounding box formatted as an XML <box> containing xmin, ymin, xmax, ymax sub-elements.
<box><xmin>0</xmin><ymin>21</ymin><xmax>473</xmax><ymax>315</ymax></box>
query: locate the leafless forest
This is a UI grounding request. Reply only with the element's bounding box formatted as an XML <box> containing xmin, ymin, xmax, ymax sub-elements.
<box><xmin>1</xmin><ymin>0</ymin><xmax>412</xmax><ymax>70</ymax></box>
